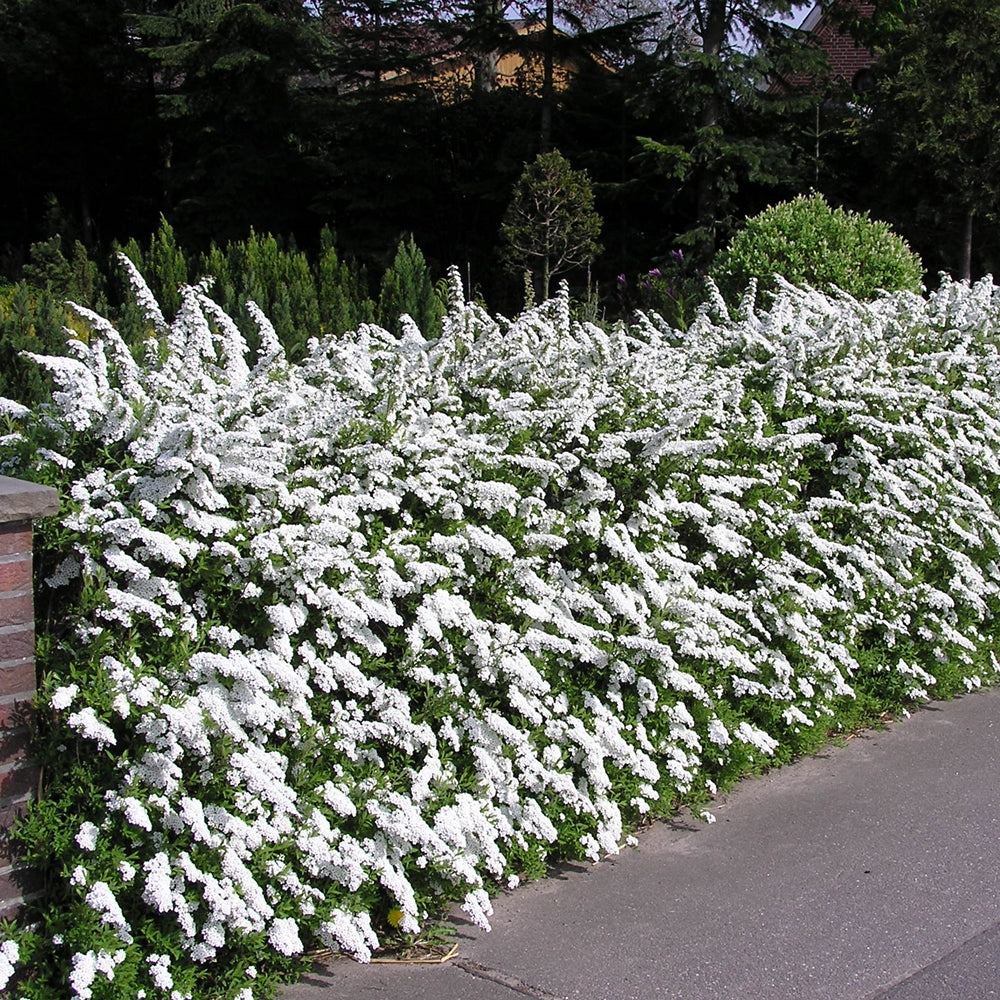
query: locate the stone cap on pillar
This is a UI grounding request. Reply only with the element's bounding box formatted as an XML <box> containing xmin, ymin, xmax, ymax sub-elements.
<box><xmin>0</xmin><ymin>477</ymin><xmax>60</xmax><ymax>525</ymax></box>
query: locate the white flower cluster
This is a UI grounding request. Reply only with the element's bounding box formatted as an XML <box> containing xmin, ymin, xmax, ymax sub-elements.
<box><xmin>4</xmin><ymin>259</ymin><xmax>1000</xmax><ymax>998</ymax></box>
<box><xmin>0</xmin><ymin>941</ymin><xmax>18</xmax><ymax>992</ymax></box>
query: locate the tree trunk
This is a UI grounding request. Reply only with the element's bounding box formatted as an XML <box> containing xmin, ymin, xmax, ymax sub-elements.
<box><xmin>540</xmin><ymin>0</ymin><xmax>554</xmax><ymax>151</ymax></box>
<box><xmin>959</xmin><ymin>208</ymin><xmax>973</xmax><ymax>282</ymax></box>
<box><xmin>471</xmin><ymin>0</ymin><xmax>499</xmax><ymax>93</ymax></box>
<box><xmin>693</xmin><ymin>0</ymin><xmax>728</xmax><ymax>259</ymax></box>
<box><xmin>473</xmin><ymin>49</ymin><xmax>498</xmax><ymax>92</ymax></box>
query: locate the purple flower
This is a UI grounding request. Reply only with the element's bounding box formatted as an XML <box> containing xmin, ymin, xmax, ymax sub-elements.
<box><xmin>617</xmin><ymin>274</ymin><xmax>627</xmax><ymax>286</ymax></box>
<box><xmin>648</xmin><ymin>268</ymin><xmax>662</xmax><ymax>279</ymax></box>
<box><xmin>670</xmin><ymin>249</ymin><xmax>684</xmax><ymax>263</ymax></box>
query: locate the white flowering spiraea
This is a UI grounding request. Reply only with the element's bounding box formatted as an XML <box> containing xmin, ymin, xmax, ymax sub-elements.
<box><xmin>4</xmin><ymin>260</ymin><xmax>1000</xmax><ymax>1000</ymax></box>
<box><xmin>0</xmin><ymin>940</ymin><xmax>18</xmax><ymax>992</ymax></box>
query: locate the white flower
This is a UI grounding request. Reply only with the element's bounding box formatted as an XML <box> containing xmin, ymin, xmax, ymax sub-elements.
<box><xmin>0</xmin><ymin>940</ymin><xmax>18</xmax><ymax>991</ymax></box>
<box><xmin>50</xmin><ymin>684</ymin><xmax>79</xmax><ymax>711</ymax></box>
<box><xmin>706</xmin><ymin>719</ymin><xmax>732</xmax><ymax>747</ymax></box>
<box><xmin>66</xmin><ymin>707</ymin><xmax>117</xmax><ymax>748</ymax></box>
<box><xmin>733</xmin><ymin>722</ymin><xmax>779</xmax><ymax>756</ymax></box>
<box><xmin>85</xmin><ymin>882</ymin><xmax>133</xmax><ymax>942</ymax></box>
<box><xmin>0</xmin><ymin>397</ymin><xmax>30</xmax><ymax>419</ymax></box>
<box><xmin>142</xmin><ymin>854</ymin><xmax>174</xmax><ymax>914</ymax></box>
<box><xmin>460</xmin><ymin>888</ymin><xmax>493</xmax><ymax>932</ymax></box>
<box><xmin>75</xmin><ymin>821</ymin><xmax>99</xmax><ymax>851</ymax></box>
<box><xmin>147</xmin><ymin>953</ymin><xmax>173</xmax><ymax>991</ymax></box>
<box><xmin>318</xmin><ymin>909</ymin><xmax>380</xmax><ymax>963</ymax></box>
<box><xmin>69</xmin><ymin>950</ymin><xmax>97</xmax><ymax>1000</ymax></box>
<box><xmin>114</xmin><ymin>795</ymin><xmax>153</xmax><ymax>832</ymax></box>
<box><xmin>267</xmin><ymin>917</ymin><xmax>303</xmax><ymax>956</ymax></box>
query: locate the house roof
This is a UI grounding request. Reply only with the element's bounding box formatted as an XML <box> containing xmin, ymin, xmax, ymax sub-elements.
<box><xmin>800</xmin><ymin>2</ymin><xmax>825</xmax><ymax>34</ymax></box>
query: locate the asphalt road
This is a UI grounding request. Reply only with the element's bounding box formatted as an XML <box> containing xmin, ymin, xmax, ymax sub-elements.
<box><xmin>282</xmin><ymin>686</ymin><xmax>1000</xmax><ymax>1000</ymax></box>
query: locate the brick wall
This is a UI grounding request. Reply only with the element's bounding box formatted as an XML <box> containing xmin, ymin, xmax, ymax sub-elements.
<box><xmin>813</xmin><ymin>2</ymin><xmax>876</xmax><ymax>85</ymax></box>
<box><xmin>774</xmin><ymin>0</ymin><xmax>875</xmax><ymax>94</ymax></box>
<box><xmin>0</xmin><ymin>477</ymin><xmax>59</xmax><ymax>918</ymax></box>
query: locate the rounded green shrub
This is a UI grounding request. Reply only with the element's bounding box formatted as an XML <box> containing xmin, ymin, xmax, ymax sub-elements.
<box><xmin>709</xmin><ymin>193</ymin><xmax>924</xmax><ymax>307</ymax></box>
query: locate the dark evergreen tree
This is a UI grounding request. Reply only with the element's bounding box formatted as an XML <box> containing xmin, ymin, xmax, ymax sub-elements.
<box><xmin>196</xmin><ymin>229</ymin><xmax>322</xmax><ymax>358</ymax></box>
<box><xmin>859</xmin><ymin>0</ymin><xmax>1000</xmax><ymax>280</ymax></box>
<box><xmin>633</xmin><ymin>0</ymin><xmax>829</xmax><ymax>261</ymax></box>
<box><xmin>377</xmin><ymin>235</ymin><xmax>444</xmax><ymax>335</ymax></box>
<box><xmin>317</xmin><ymin>227</ymin><xmax>376</xmax><ymax>335</ymax></box>
<box><xmin>0</xmin><ymin>0</ymin><xmax>160</xmax><ymax>261</ymax></box>
<box><xmin>313</xmin><ymin>0</ymin><xmax>450</xmax><ymax>87</ymax></box>
<box><xmin>126</xmin><ymin>0</ymin><xmax>332</xmax><ymax>247</ymax></box>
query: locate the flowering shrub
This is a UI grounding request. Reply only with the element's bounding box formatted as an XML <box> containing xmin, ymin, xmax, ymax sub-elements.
<box><xmin>2</xmin><ymin>259</ymin><xmax>1000</xmax><ymax>1000</ymax></box>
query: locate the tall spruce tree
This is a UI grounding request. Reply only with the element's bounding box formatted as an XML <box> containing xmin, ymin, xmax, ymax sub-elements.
<box><xmin>126</xmin><ymin>1</ymin><xmax>331</xmax><ymax>246</ymax></box>
<box><xmin>0</xmin><ymin>0</ymin><xmax>159</xmax><ymax>257</ymax></box>
<box><xmin>312</xmin><ymin>0</ymin><xmax>449</xmax><ymax>87</ymax></box>
<box><xmin>861</xmin><ymin>0</ymin><xmax>1000</xmax><ymax>281</ymax></box>
<box><xmin>634</xmin><ymin>0</ymin><xmax>829</xmax><ymax>261</ymax></box>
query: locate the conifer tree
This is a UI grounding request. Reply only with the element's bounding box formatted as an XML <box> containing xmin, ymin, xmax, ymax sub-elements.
<box><xmin>317</xmin><ymin>228</ymin><xmax>376</xmax><ymax>336</ymax></box>
<box><xmin>861</xmin><ymin>0</ymin><xmax>1000</xmax><ymax>281</ymax></box>
<box><xmin>126</xmin><ymin>1</ymin><xmax>330</xmax><ymax>244</ymax></box>
<box><xmin>377</xmin><ymin>235</ymin><xmax>444</xmax><ymax>336</ymax></box>
<box><xmin>0</xmin><ymin>284</ymin><xmax>72</xmax><ymax>406</ymax></box>
<box><xmin>636</xmin><ymin>0</ymin><xmax>829</xmax><ymax>260</ymax></box>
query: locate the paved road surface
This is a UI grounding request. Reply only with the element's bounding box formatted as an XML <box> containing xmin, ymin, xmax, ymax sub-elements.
<box><xmin>282</xmin><ymin>687</ymin><xmax>1000</xmax><ymax>1000</ymax></box>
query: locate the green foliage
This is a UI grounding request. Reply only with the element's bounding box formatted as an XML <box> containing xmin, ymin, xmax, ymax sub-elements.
<box><xmin>316</xmin><ymin>227</ymin><xmax>376</xmax><ymax>336</ymax></box>
<box><xmin>619</xmin><ymin>249</ymin><xmax>704</xmax><ymax>330</ymax></box>
<box><xmin>145</xmin><ymin>216</ymin><xmax>190</xmax><ymax>320</ymax></box>
<box><xmin>0</xmin><ymin>233</ymin><xmax>108</xmax><ymax>410</ymax></box>
<box><xmin>500</xmin><ymin>149</ymin><xmax>603</xmax><ymax>300</ymax></box>
<box><xmin>22</xmin><ymin>236</ymin><xmax>104</xmax><ymax>306</ymax></box>
<box><xmin>197</xmin><ymin>230</ymin><xmax>322</xmax><ymax>360</ymax></box>
<box><xmin>377</xmin><ymin>236</ymin><xmax>445</xmax><ymax>337</ymax></box>
<box><xmin>709</xmin><ymin>193</ymin><xmax>925</xmax><ymax>308</ymax></box>
<box><xmin>0</xmin><ymin>284</ymin><xmax>78</xmax><ymax>408</ymax></box>
<box><xmin>863</xmin><ymin>0</ymin><xmax>1000</xmax><ymax>279</ymax></box>
<box><xmin>632</xmin><ymin>0</ymin><xmax>832</xmax><ymax>260</ymax></box>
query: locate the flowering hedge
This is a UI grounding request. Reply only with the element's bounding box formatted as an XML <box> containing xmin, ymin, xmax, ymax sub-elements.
<box><xmin>2</xmin><ymin>262</ymin><xmax>1000</xmax><ymax>1000</ymax></box>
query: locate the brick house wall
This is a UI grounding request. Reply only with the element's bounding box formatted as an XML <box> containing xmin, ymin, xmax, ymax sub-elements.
<box><xmin>0</xmin><ymin>476</ymin><xmax>59</xmax><ymax>917</ymax></box>
<box><xmin>806</xmin><ymin>0</ymin><xmax>876</xmax><ymax>89</ymax></box>
<box><xmin>774</xmin><ymin>0</ymin><xmax>875</xmax><ymax>94</ymax></box>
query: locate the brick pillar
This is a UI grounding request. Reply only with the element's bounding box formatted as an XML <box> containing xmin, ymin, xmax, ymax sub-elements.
<box><xmin>0</xmin><ymin>476</ymin><xmax>59</xmax><ymax>917</ymax></box>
